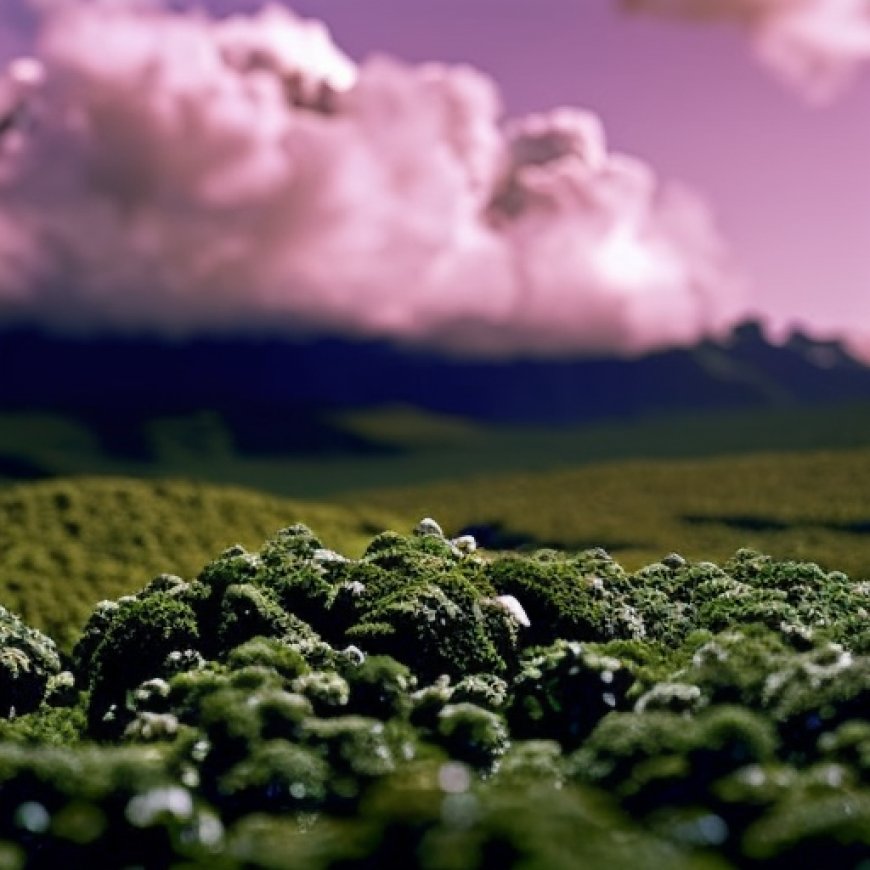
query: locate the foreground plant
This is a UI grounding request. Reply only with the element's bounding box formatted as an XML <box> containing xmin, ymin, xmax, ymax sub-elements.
<box><xmin>0</xmin><ymin>519</ymin><xmax>868</xmax><ymax>867</ymax></box>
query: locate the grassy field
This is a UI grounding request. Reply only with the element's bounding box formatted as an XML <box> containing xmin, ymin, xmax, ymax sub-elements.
<box><xmin>3</xmin><ymin>402</ymin><xmax>870</xmax><ymax>498</ymax></box>
<box><xmin>346</xmin><ymin>447</ymin><xmax>870</xmax><ymax>579</ymax></box>
<box><xmin>0</xmin><ymin>477</ymin><xmax>400</xmax><ymax>649</ymax></box>
<box><xmin>1</xmin><ymin>446</ymin><xmax>870</xmax><ymax>649</ymax></box>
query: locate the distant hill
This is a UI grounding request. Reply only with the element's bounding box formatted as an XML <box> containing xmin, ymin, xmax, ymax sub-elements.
<box><xmin>1</xmin><ymin>322</ymin><xmax>870</xmax><ymax>497</ymax></box>
<box><xmin>347</xmin><ymin>446</ymin><xmax>870</xmax><ymax>581</ymax></box>
<box><xmin>0</xmin><ymin>476</ymin><xmax>400</xmax><ymax>649</ymax></box>
<box><xmin>1</xmin><ymin>320</ymin><xmax>868</xmax><ymax>426</ymax></box>
<box><xmin>4</xmin><ymin>448</ymin><xmax>870</xmax><ymax>649</ymax></box>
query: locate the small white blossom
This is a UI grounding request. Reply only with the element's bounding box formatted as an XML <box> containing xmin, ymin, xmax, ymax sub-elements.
<box><xmin>493</xmin><ymin>594</ymin><xmax>531</xmax><ymax>628</ymax></box>
<box><xmin>451</xmin><ymin>535</ymin><xmax>477</xmax><ymax>554</ymax></box>
<box><xmin>313</xmin><ymin>548</ymin><xmax>348</xmax><ymax>564</ymax></box>
<box><xmin>414</xmin><ymin>517</ymin><xmax>444</xmax><ymax>538</ymax></box>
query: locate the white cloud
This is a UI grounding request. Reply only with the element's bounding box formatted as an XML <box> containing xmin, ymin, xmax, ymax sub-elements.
<box><xmin>0</xmin><ymin>1</ymin><xmax>743</xmax><ymax>356</ymax></box>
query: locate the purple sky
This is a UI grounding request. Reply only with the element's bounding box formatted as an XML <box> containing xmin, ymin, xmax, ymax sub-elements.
<box><xmin>272</xmin><ymin>0</ymin><xmax>870</xmax><ymax>344</ymax></box>
<box><xmin>1</xmin><ymin>0</ymin><xmax>868</xmax><ymax>351</ymax></box>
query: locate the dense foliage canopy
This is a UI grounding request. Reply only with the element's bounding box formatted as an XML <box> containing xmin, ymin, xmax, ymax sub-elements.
<box><xmin>0</xmin><ymin>519</ymin><xmax>868</xmax><ymax>867</ymax></box>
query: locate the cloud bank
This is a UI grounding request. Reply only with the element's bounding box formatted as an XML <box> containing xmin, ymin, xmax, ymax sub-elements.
<box><xmin>624</xmin><ymin>0</ymin><xmax>870</xmax><ymax>103</ymax></box>
<box><xmin>0</xmin><ymin>0</ymin><xmax>743</xmax><ymax>357</ymax></box>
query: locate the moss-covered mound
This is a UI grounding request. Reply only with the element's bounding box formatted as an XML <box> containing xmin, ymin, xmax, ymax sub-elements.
<box><xmin>0</xmin><ymin>520</ymin><xmax>868</xmax><ymax>867</ymax></box>
<box><xmin>0</xmin><ymin>477</ymin><xmax>400</xmax><ymax>650</ymax></box>
<box><xmin>0</xmin><ymin>605</ymin><xmax>61</xmax><ymax>719</ymax></box>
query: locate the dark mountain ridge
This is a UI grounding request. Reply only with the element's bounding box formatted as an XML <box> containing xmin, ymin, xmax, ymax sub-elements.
<box><xmin>1</xmin><ymin>320</ymin><xmax>868</xmax><ymax>426</ymax></box>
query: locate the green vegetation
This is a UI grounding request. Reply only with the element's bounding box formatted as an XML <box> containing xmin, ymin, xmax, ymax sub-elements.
<box><xmin>0</xmin><ymin>520</ymin><xmax>869</xmax><ymax>866</ymax></box>
<box><xmin>351</xmin><ymin>448</ymin><xmax>870</xmax><ymax>578</ymax></box>
<box><xmin>2</xmin><ymin>446</ymin><xmax>870</xmax><ymax>654</ymax></box>
<box><xmin>0</xmin><ymin>477</ymin><xmax>399</xmax><ymax>649</ymax></box>
<box><xmin>0</xmin><ymin>605</ymin><xmax>60</xmax><ymax>718</ymax></box>
<box><xmin>4</xmin><ymin>402</ymin><xmax>870</xmax><ymax>498</ymax></box>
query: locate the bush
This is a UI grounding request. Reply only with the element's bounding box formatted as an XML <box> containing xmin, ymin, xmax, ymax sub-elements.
<box><xmin>347</xmin><ymin>579</ymin><xmax>508</xmax><ymax>682</ymax></box>
<box><xmin>225</xmin><ymin>637</ymin><xmax>309</xmax><ymax>681</ymax></box>
<box><xmin>508</xmin><ymin>640</ymin><xmax>633</xmax><ymax>749</ymax></box>
<box><xmin>343</xmin><ymin>655</ymin><xmax>415</xmax><ymax>721</ymax></box>
<box><xmin>0</xmin><ymin>606</ymin><xmax>61</xmax><ymax>719</ymax></box>
<box><xmin>436</xmin><ymin>703</ymin><xmax>509</xmax><ymax>770</ymax></box>
<box><xmin>83</xmin><ymin>593</ymin><xmax>199</xmax><ymax>736</ymax></box>
<box><xmin>487</xmin><ymin>556</ymin><xmax>620</xmax><ymax>646</ymax></box>
<box><xmin>217</xmin><ymin>741</ymin><xmax>329</xmax><ymax>818</ymax></box>
<box><xmin>3</xmin><ymin>519</ymin><xmax>870</xmax><ymax>868</ymax></box>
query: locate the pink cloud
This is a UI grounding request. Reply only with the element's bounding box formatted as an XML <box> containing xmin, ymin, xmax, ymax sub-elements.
<box><xmin>845</xmin><ymin>331</ymin><xmax>870</xmax><ymax>364</ymax></box>
<box><xmin>624</xmin><ymin>0</ymin><xmax>870</xmax><ymax>103</ymax></box>
<box><xmin>0</xmin><ymin>1</ymin><xmax>744</xmax><ymax>357</ymax></box>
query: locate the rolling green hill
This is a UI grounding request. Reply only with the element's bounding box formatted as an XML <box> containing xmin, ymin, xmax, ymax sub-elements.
<box><xmin>346</xmin><ymin>447</ymin><xmax>870</xmax><ymax>579</ymax></box>
<box><xmin>0</xmin><ymin>477</ymin><xmax>399</xmax><ymax>649</ymax></box>
<box><xmin>3</xmin><ymin>402</ymin><xmax>870</xmax><ymax>499</ymax></box>
<box><xmin>2</xmin><ymin>447</ymin><xmax>870</xmax><ymax>650</ymax></box>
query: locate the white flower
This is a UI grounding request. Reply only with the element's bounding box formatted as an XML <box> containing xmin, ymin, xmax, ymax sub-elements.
<box><xmin>493</xmin><ymin>594</ymin><xmax>531</xmax><ymax>628</ymax></box>
<box><xmin>415</xmin><ymin>517</ymin><xmax>444</xmax><ymax>537</ymax></box>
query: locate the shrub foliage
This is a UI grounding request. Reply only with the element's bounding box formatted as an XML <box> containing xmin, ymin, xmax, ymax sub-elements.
<box><xmin>0</xmin><ymin>519</ymin><xmax>868</xmax><ymax>867</ymax></box>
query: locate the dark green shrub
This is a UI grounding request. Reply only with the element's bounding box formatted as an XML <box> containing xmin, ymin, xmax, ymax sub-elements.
<box><xmin>122</xmin><ymin>711</ymin><xmax>181</xmax><ymax>743</ymax></box>
<box><xmin>678</xmin><ymin>628</ymin><xmax>791</xmax><ymax>709</ymax></box>
<box><xmin>214</xmin><ymin>584</ymin><xmax>291</xmax><ymax>654</ymax></box>
<box><xmin>452</xmin><ymin>673</ymin><xmax>509</xmax><ymax>711</ymax></box>
<box><xmin>71</xmin><ymin>600</ymin><xmax>120</xmax><ymax>675</ymax></box>
<box><xmin>225</xmin><ymin>636</ymin><xmax>308</xmax><ymax>681</ymax></box>
<box><xmin>347</xmin><ymin>578</ymin><xmax>506</xmax><ymax>682</ymax></box>
<box><xmin>409</xmin><ymin>675</ymin><xmax>454</xmax><ymax>732</ymax></box>
<box><xmin>0</xmin><ymin>605</ymin><xmax>61</xmax><ymax>718</ymax></box>
<box><xmin>343</xmin><ymin>655</ymin><xmax>415</xmax><ymax>721</ymax></box>
<box><xmin>818</xmin><ymin>721</ymin><xmax>870</xmax><ymax>780</ymax></box>
<box><xmin>495</xmin><ymin>739</ymin><xmax>564</xmax><ymax>786</ymax></box>
<box><xmin>487</xmin><ymin>556</ymin><xmax>619</xmax><ymax>647</ymax></box>
<box><xmin>259</xmin><ymin>524</ymin><xmax>324</xmax><ymax>565</ymax></box>
<box><xmin>5</xmin><ymin>519</ymin><xmax>870</xmax><ymax>868</ymax></box>
<box><xmin>267</xmin><ymin>564</ymin><xmax>336</xmax><ymax>638</ymax></box>
<box><xmin>765</xmin><ymin>645</ymin><xmax>870</xmax><ymax>755</ymax></box>
<box><xmin>44</xmin><ymin>671</ymin><xmax>77</xmax><ymax>708</ymax></box>
<box><xmin>217</xmin><ymin>740</ymin><xmax>329</xmax><ymax>818</ymax></box>
<box><xmin>570</xmin><ymin>706</ymin><xmax>776</xmax><ymax>814</ymax></box>
<box><xmin>634</xmin><ymin>682</ymin><xmax>704</xmax><ymax>715</ymax></box>
<box><xmin>508</xmin><ymin>640</ymin><xmax>633</xmax><ymax>749</ymax></box>
<box><xmin>227</xmin><ymin>665</ymin><xmax>284</xmax><ymax>692</ymax></box>
<box><xmin>255</xmin><ymin>690</ymin><xmax>313</xmax><ymax>742</ymax></box>
<box><xmin>742</xmin><ymin>790</ymin><xmax>870</xmax><ymax>867</ymax></box>
<box><xmin>84</xmin><ymin>594</ymin><xmax>199</xmax><ymax>736</ymax></box>
<box><xmin>166</xmin><ymin>668</ymin><xmax>229</xmax><ymax>725</ymax></box>
<box><xmin>136</xmin><ymin>573</ymin><xmax>187</xmax><ymax>599</ymax></box>
<box><xmin>129</xmin><ymin>677</ymin><xmax>171</xmax><ymax>715</ymax></box>
<box><xmin>0</xmin><ymin>743</ymin><xmax>206</xmax><ymax>868</ymax></box>
<box><xmin>301</xmin><ymin>716</ymin><xmax>410</xmax><ymax>809</ymax></box>
<box><xmin>0</xmin><ymin>703</ymin><xmax>86</xmax><ymax>746</ymax></box>
<box><xmin>197</xmin><ymin>545</ymin><xmax>264</xmax><ymax>594</ymax></box>
<box><xmin>198</xmin><ymin>687</ymin><xmax>263</xmax><ymax>761</ymax></box>
<box><xmin>436</xmin><ymin>703</ymin><xmax>509</xmax><ymax>770</ymax></box>
<box><xmin>291</xmin><ymin>671</ymin><xmax>350</xmax><ymax>716</ymax></box>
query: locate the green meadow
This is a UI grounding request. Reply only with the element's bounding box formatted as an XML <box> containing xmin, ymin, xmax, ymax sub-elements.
<box><xmin>0</xmin><ymin>477</ymin><xmax>400</xmax><ymax>650</ymax></box>
<box><xmin>3</xmin><ymin>401</ymin><xmax>870</xmax><ymax>498</ymax></box>
<box><xmin>349</xmin><ymin>447</ymin><xmax>870</xmax><ymax>577</ymax></box>
<box><xmin>1</xmin><ymin>444</ymin><xmax>869</xmax><ymax>649</ymax></box>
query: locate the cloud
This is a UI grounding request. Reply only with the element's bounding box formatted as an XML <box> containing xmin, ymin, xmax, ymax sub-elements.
<box><xmin>624</xmin><ymin>0</ymin><xmax>870</xmax><ymax>103</ymax></box>
<box><xmin>0</xmin><ymin>0</ymin><xmax>743</xmax><ymax>357</ymax></box>
<box><xmin>845</xmin><ymin>330</ymin><xmax>870</xmax><ymax>364</ymax></box>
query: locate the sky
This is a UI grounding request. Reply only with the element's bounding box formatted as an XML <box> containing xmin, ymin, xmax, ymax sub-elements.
<box><xmin>279</xmin><ymin>0</ymin><xmax>870</xmax><ymax>346</ymax></box>
<box><xmin>0</xmin><ymin>0</ymin><xmax>868</xmax><ymax>357</ymax></box>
